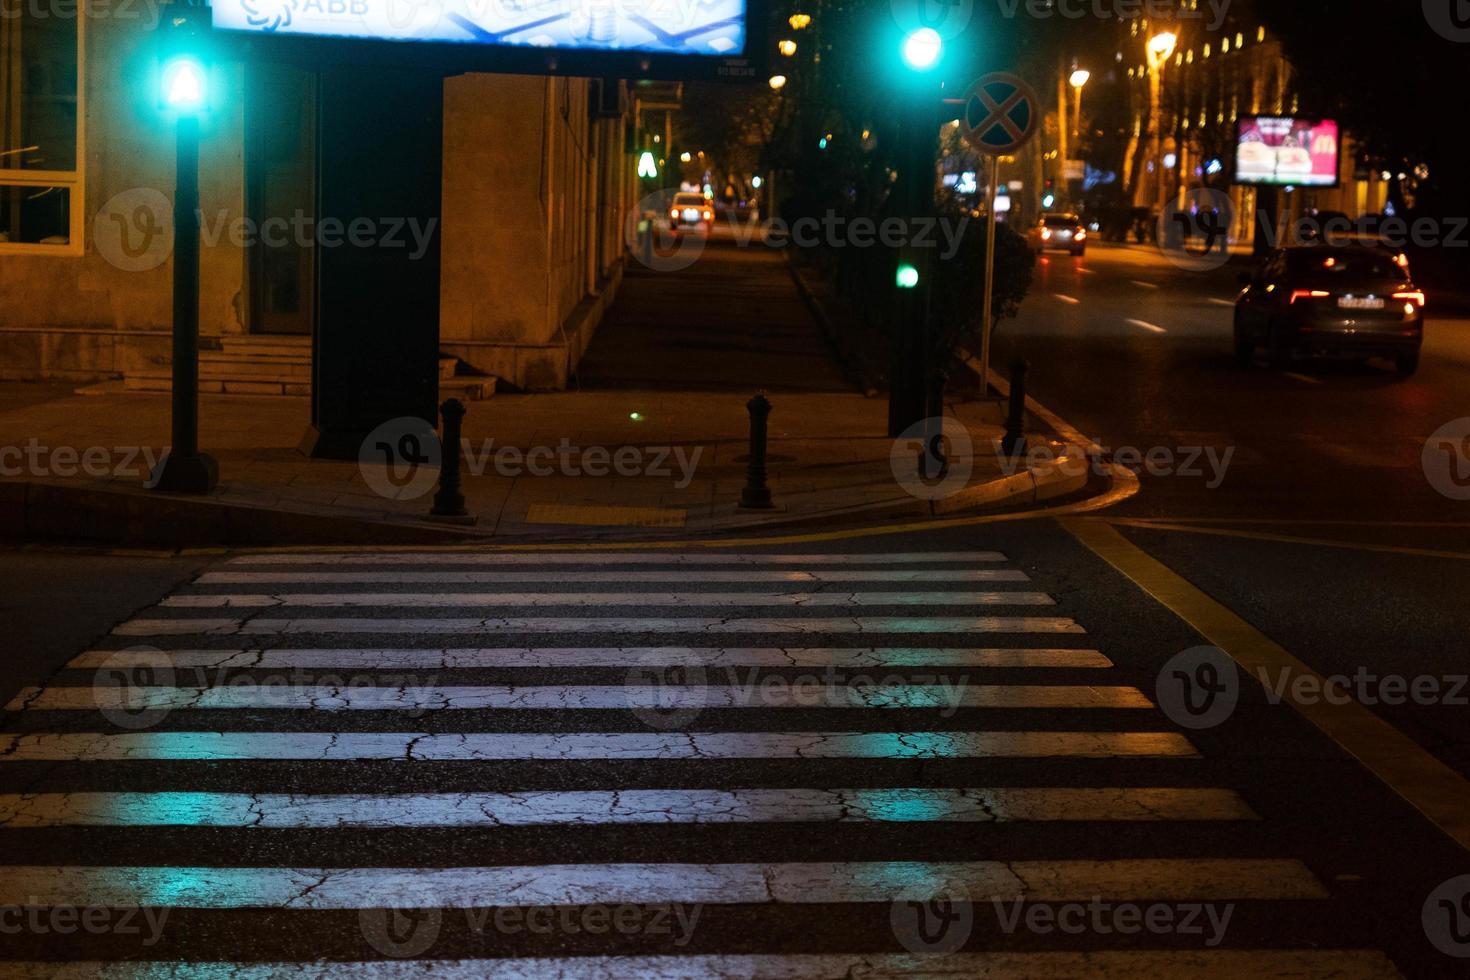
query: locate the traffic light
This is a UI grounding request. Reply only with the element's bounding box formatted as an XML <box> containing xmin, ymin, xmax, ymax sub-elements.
<box><xmin>637</xmin><ymin>150</ymin><xmax>659</xmax><ymax>179</ymax></box>
<box><xmin>900</xmin><ymin>27</ymin><xmax>943</xmax><ymax>71</ymax></box>
<box><xmin>156</xmin><ymin>6</ymin><xmax>213</xmax><ymax>114</ymax></box>
<box><xmin>1042</xmin><ymin>179</ymin><xmax>1056</xmax><ymax>210</ymax></box>
<box><xmin>895</xmin><ymin>263</ymin><xmax>920</xmax><ymax>289</ymax></box>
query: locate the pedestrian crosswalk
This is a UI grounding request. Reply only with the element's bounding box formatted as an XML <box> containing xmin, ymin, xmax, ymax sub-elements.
<box><xmin>0</xmin><ymin>548</ymin><xmax>1402</xmax><ymax>976</ymax></box>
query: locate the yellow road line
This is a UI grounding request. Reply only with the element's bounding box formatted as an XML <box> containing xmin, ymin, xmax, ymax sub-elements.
<box><xmin>1061</xmin><ymin>516</ymin><xmax>1470</xmax><ymax>855</ymax></box>
<box><xmin>1105</xmin><ymin>517</ymin><xmax>1470</xmax><ymax>562</ymax></box>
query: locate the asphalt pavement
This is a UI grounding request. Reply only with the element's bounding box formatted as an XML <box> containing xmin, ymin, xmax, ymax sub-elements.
<box><xmin>2</xmin><ymin>531</ymin><xmax>1465</xmax><ymax>976</ymax></box>
<box><xmin>3</xmin><ymin>237</ymin><xmax>1470</xmax><ymax>975</ymax></box>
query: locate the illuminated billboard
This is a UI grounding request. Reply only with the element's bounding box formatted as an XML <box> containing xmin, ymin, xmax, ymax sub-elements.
<box><xmin>211</xmin><ymin>0</ymin><xmax>749</xmax><ymax>59</ymax></box>
<box><xmin>1235</xmin><ymin>116</ymin><xmax>1340</xmax><ymax>188</ymax></box>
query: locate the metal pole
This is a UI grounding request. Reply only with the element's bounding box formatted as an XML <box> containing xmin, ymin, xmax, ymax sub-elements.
<box><xmin>1056</xmin><ymin>61</ymin><xmax>1067</xmax><ymax>196</ymax></box>
<box><xmin>150</xmin><ymin>112</ymin><xmax>217</xmax><ymax>493</ymax></box>
<box><xmin>978</xmin><ymin>159</ymin><xmax>1000</xmax><ymax>399</ymax></box>
<box><xmin>173</xmin><ymin>114</ymin><xmax>199</xmax><ymax>459</ymax></box>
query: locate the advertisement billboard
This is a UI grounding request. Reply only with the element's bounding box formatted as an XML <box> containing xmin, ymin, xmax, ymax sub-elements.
<box><xmin>210</xmin><ymin>0</ymin><xmax>757</xmax><ymax>78</ymax></box>
<box><xmin>1235</xmin><ymin>116</ymin><xmax>1340</xmax><ymax>188</ymax></box>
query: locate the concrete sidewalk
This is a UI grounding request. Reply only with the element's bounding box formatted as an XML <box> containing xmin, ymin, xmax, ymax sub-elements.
<box><xmin>0</xmin><ymin>383</ymin><xmax>1093</xmax><ymax>544</ymax></box>
<box><xmin>0</xmin><ymin>242</ymin><xmax>1087</xmax><ymax>546</ymax></box>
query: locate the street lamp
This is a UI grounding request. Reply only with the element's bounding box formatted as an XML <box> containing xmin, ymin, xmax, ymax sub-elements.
<box><xmin>150</xmin><ymin>3</ymin><xmax>218</xmax><ymax>494</ymax></box>
<box><xmin>1069</xmin><ymin>68</ymin><xmax>1090</xmax><ymax>145</ymax></box>
<box><xmin>778</xmin><ymin>39</ymin><xmax>797</xmax><ymax>56</ymax></box>
<box><xmin>768</xmin><ymin>74</ymin><xmax>788</xmax><ymax>91</ymax></box>
<box><xmin>788</xmin><ymin>13</ymin><xmax>811</xmax><ymax>29</ymax></box>
<box><xmin>1143</xmin><ymin>32</ymin><xmax>1177</xmax><ymax>214</ymax></box>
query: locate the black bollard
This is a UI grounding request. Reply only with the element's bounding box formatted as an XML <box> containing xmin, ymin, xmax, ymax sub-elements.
<box><xmin>429</xmin><ymin>398</ymin><xmax>476</xmax><ymax>524</ymax></box>
<box><xmin>1001</xmin><ymin>358</ymin><xmax>1028</xmax><ymax>459</ymax></box>
<box><xmin>917</xmin><ymin>367</ymin><xmax>949</xmax><ymax>481</ymax></box>
<box><xmin>739</xmin><ymin>393</ymin><xmax>775</xmax><ymax>509</ymax></box>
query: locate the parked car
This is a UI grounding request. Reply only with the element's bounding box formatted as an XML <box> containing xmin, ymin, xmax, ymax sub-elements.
<box><xmin>1028</xmin><ymin>213</ymin><xmax>1087</xmax><ymax>255</ymax></box>
<box><xmin>1234</xmin><ymin>245</ymin><xmax>1425</xmax><ymax>377</ymax></box>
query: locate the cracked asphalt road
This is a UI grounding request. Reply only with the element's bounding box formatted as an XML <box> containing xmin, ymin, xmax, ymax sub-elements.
<box><xmin>0</xmin><ymin>529</ymin><xmax>1467</xmax><ymax>977</ymax></box>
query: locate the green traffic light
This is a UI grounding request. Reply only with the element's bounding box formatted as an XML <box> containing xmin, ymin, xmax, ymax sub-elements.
<box><xmin>896</xmin><ymin>264</ymin><xmax>920</xmax><ymax>289</ymax></box>
<box><xmin>161</xmin><ymin>56</ymin><xmax>207</xmax><ymax>112</ymax></box>
<box><xmin>901</xmin><ymin>28</ymin><xmax>942</xmax><ymax>71</ymax></box>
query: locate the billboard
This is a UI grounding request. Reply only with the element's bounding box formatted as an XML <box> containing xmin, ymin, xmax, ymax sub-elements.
<box><xmin>210</xmin><ymin>0</ymin><xmax>752</xmax><ymax>72</ymax></box>
<box><xmin>1235</xmin><ymin>116</ymin><xmax>1340</xmax><ymax>188</ymax></box>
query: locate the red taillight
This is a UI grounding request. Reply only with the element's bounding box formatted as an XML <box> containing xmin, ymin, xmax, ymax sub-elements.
<box><xmin>1393</xmin><ymin>290</ymin><xmax>1425</xmax><ymax>307</ymax></box>
<box><xmin>1289</xmin><ymin>289</ymin><xmax>1329</xmax><ymax>305</ymax></box>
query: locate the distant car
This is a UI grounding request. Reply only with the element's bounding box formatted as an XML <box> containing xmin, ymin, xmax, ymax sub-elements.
<box><xmin>1029</xmin><ymin>213</ymin><xmax>1087</xmax><ymax>255</ymax></box>
<box><xmin>668</xmin><ymin>193</ymin><xmax>713</xmax><ymax>234</ymax></box>
<box><xmin>1233</xmin><ymin>245</ymin><xmax>1425</xmax><ymax>377</ymax></box>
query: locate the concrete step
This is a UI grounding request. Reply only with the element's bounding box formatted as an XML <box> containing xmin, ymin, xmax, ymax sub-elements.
<box><xmin>218</xmin><ymin>335</ymin><xmax>311</xmax><ymax>358</ymax></box>
<box><xmin>198</xmin><ymin>358</ymin><xmax>311</xmax><ymax>381</ymax></box>
<box><xmin>123</xmin><ymin>372</ymin><xmax>309</xmax><ymax>397</ymax></box>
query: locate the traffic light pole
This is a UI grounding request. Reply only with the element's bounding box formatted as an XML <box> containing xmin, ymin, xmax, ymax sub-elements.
<box><xmin>887</xmin><ymin>86</ymin><xmax>941</xmax><ymax>439</ymax></box>
<box><xmin>149</xmin><ymin>112</ymin><xmax>217</xmax><ymax>493</ymax></box>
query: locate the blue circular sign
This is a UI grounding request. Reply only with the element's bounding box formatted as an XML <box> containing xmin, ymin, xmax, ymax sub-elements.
<box><xmin>960</xmin><ymin>72</ymin><xmax>1040</xmax><ymax>155</ymax></box>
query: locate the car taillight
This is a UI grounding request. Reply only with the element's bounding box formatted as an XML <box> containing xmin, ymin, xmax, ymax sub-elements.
<box><xmin>1392</xmin><ymin>290</ymin><xmax>1425</xmax><ymax>307</ymax></box>
<box><xmin>1289</xmin><ymin>289</ymin><xmax>1329</xmax><ymax>305</ymax></box>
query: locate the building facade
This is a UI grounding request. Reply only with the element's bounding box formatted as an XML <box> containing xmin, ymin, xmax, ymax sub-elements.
<box><xmin>0</xmin><ymin>9</ymin><xmax>644</xmax><ymax>392</ymax></box>
<box><xmin>1117</xmin><ymin>9</ymin><xmax>1391</xmax><ymax>243</ymax></box>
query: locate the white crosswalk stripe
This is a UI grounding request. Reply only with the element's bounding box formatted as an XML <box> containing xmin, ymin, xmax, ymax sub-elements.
<box><xmin>0</xmin><ymin>548</ymin><xmax>1391</xmax><ymax>972</ymax></box>
<box><xmin>63</xmin><ymin>647</ymin><xmax>1115</xmax><ymax>669</ymax></box>
<box><xmin>112</xmin><ymin>615</ymin><xmax>1087</xmax><ymax>635</ymax></box>
<box><xmin>12</xmin><ymin>683</ymin><xmax>1153</xmax><ymax>712</ymax></box>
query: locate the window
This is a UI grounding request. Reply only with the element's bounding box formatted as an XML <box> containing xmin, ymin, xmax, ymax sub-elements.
<box><xmin>0</xmin><ymin>0</ymin><xmax>84</xmax><ymax>254</ymax></box>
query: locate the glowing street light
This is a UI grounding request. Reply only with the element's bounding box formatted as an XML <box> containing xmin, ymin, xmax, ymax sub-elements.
<box><xmin>768</xmin><ymin>74</ymin><xmax>788</xmax><ymax>91</ymax></box>
<box><xmin>1068</xmin><ymin>68</ymin><xmax>1090</xmax><ymax>144</ymax></box>
<box><xmin>1143</xmin><ymin>32</ymin><xmax>1177</xmax><ymax>214</ymax></box>
<box><xmin>901</xmin><ymin>27</ymin><xmax>943</xmax><ymax>71</ymax></box>
<box><xmin>1146</xmin><ymin>31</ymin><xmax>1177</xmax><ymax>67</ymax></box>
<box><xmin>895</xmin><ymin>263</ymin><xmax>920</xmax><ymax>289</ymax></box>
<box><xmin>788</xmin><ymin>13</ymin><xmax>810</xmax><ymax>29</ymax></box>
<box><xmin>778</xmin><ymin>39</ymin><xmax>796</xmax><ymax>56</ymax></box>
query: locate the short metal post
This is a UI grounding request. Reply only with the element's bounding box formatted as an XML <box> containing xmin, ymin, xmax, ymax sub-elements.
<box><xmin>429</xmin><ymin>398</ymin><xmax>475</xmax><ymax>523</ymax></box>
<box><xmin>918</xmin><ymin>367</ymin><xmax>949</xmax><ymax>481</ymax></box>
<box><xmin>1001</xmin><ymin>357</ymin><xmax>1028</xmax><ymax>459</ymax></box>
<box><xmin>739</xmin><ymin>393</ymin><xmax>774</xmax><ymax>509</ymax></box>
